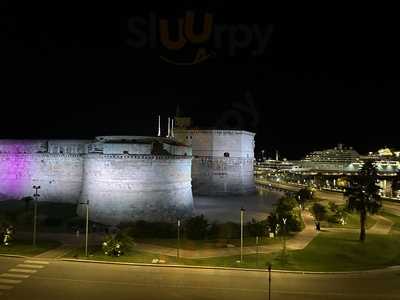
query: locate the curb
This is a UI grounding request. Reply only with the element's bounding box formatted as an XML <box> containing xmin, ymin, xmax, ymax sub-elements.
<box><xmin>59</xmin><ymin>258</ymin><xmax>400</xmax><ymax>275</ymax></box>
<box><xmin>0</xmin><ymin>254</ymin><xmax>30</xmax><ymax>259</ymax></box>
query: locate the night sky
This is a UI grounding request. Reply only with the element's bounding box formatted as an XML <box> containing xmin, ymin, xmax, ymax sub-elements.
<box><xmin>2</xmin><ymin>5</ymin><xmax>399</xmax><ymax>159</ymax></box>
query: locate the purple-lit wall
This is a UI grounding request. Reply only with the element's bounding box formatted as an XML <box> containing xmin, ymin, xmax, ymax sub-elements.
<box><xmin>0</xmin><ymin>140</ymin><xmax>86</xmax><ymax>203</ymax></box>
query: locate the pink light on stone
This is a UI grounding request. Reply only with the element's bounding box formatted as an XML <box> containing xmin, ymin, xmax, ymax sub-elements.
<box><xmin>0</xmin><ymin>143</ymin><xmax>32</xmax><ymax>200</ymax></box>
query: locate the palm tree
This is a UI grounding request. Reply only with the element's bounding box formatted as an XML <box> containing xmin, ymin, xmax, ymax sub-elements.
<box><xmin>345</xmin><ymin>160</ymin><xmax>382</xmax><ymax>242</ymax></box>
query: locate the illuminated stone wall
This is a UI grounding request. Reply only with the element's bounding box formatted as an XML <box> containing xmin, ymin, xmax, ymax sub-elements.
<box><xmin>175</xmin><ymin>130</ymin><xmax>256</xmax><ymax>196</ymax></box>
<box><xmin>0</xmin><ymin>140</ymin><xmax>83</xmax><ymax>203</ymax></box>
<box><xmin>78</xmin><ymin>154</ymin><xmax>193</xmax><ymax>225</ymax></box>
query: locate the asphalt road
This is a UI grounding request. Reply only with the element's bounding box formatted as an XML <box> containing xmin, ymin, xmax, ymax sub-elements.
<box><xmin>1</xmin><ymin>256</ymin><xmax>400</xmax><ymax>300</ymax></box>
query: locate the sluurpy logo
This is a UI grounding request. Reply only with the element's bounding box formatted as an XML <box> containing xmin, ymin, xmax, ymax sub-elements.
<box><xmin>126</xmin><ymin>12</ymin><xmax>274</xmax><ymax>65</ymax></box>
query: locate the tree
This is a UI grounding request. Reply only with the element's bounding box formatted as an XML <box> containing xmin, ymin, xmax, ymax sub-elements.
<box><xmin>274</xmin><ymin>197</ymin><xmax>303</xmax><ymax>233</ymax></box>
<box><xmin>311</xmin><ymin>203</ymin><xmax>327</xmax><ymax>221</ymax></box>
<box><xmin>295</xmin><ymin>188</ymin><xmax>313</xmax><ymax>209</ymax></box>
<box><xmin>345</xmin><ymin>160</ymin><xmax>382</xmax><ymax>242</ymax></box>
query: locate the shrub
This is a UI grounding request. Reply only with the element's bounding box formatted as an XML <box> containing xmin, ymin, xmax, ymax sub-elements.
<box><xmin>66</xmin><ymin>216</ymin><xmax>86</xmax><ymax>230</ymax></box>
<box><xmin>184</xmin><ymin>215</ymin><xmax>209</xmax><ymax>240</ymax></box>
<box><xmin>0</xmin><ymin>224</ymin><xmax>14</xmax><ymax>247</ymax></box>
<box><xmin>43</xmin><ymin>216</ymin><xmax>64</xmax><ymax>227</ymax></box>
<box><xmin>245</xmin><ymin>219</ymin><xmax>267</xmax><ymax>237</ymax></box>
<box><xmin>16</xmin><ymin>211</ymin><xmax>34</xmax><ymax>225</ymax></box>
<box><xmin>102</xmin><ymin>232</ymin><xmax>135</xmax><ymax>257</ymax></box>
<box><xmin>0</xmin><ymin>214</ymin><xmax>14</xmax><ymax>245</ymax></box>
<box><xmin>208</xmin><ymin>222</ymin><xmax>240</xmax><ymax>239</ymax></box>
<box><xmin>119</xmin><ymin>221</ymin><xmax>176</xmax><ymax>239</ymax></box>
<box><xmin>328</xmin><ymin>202</ymin><xmax>349</xmax><ymax>224</ymax></box>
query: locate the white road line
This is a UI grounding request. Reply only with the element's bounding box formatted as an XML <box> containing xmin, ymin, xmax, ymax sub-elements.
<box><xmin>16</xmin><ymin>264</ymin><xmax>44</xmax><ymax>269</ymax></box>
<box><xmin>9</xmin><ymin>269</ymin><xmax>37</xmax><ymax>274</ymax></box>
<box><xmin>0</xmin><ymin>273</ymin><xmax>30</xmax><ymax>279</ymax></box>
<box><xmin>0</xmin><ymin>285</ymin><xmax>13</xmax><ymax>290</ymax></box>
<box><xmin>0</xmin><ymin>278</ymin><xmax>22</xmax><ymax>284</ymax></box>
<box><xmin>24</xmin><ymin>260</ymin><xmax>49</xmax><ymax>265</ymax></box>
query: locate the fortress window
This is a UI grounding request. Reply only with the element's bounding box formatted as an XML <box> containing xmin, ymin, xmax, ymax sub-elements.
<box><xmin>224</xmin><ymin>152</ymin><xmax>230</xmax><ymax>158</ymax></box>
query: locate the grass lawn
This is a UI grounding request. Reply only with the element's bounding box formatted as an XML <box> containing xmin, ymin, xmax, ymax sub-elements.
<box><xmin>0</xmin><ymin>240</ymin><xmax>61</xmax><ymax>256</ymax></box>
<box><xmin>321</xmin><ymin>213</ymin><xmax>376</xmax><ymax>230</ymax></box>
<box><xmin>380</xmin><ymin>211</ymin><xmax>400</xmax><ymax>233</ymax></box>
<box><xmin>65</xmin><ymin>230</ymin><xmax>400</xmax><ymax>272</ymax></box>
<box><xmin>135</xmin><ymin>237</ymin><xmax>282</xmax><ymax>250</ymax></box>
<box><xmin>193</xmin><ymin>231</ymin><xmax>400</xmax><ymax>271</ymax></box>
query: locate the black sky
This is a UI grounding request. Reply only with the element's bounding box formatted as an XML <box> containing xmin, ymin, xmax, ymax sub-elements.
<box><xmin>1</xmin><ymin>5</ymin><xmax>399</xmax><ymax>159</ymax></box>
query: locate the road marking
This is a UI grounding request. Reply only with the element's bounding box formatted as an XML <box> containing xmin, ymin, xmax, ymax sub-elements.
<box><xmin>9</xmin><ymin>269</ymin><xmax>37</xmax><ymax>274</ymax></box>
<box><xmin>24</xmin><ymin>260</ymin><xmax>49</xmax><ymax>265</ymax></box>
<box><xmin>0</xmin><ymin>273</ymin><xmax>30</xmax><ymax>279</ymax></box>
<box><xmin>0</xmin><ymin>285</ymin><xmax>13</xmax><ymax>290</ymax></box>
<box><xmin>0</xmin><ymin>278</ymin><xmax>22</xmax><ymax>284</ymax></box>
<box><xmin>16</xmin><ymin>264</ymin><xmax>44</xmax><ymax>269</ymax></box>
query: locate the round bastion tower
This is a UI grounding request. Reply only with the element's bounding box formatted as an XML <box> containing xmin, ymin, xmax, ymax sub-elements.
<box><xmin>77</xmin><ymin>136</ymin><xmax>193</xmax><ymax>225</ymax></box>
<box><xmin>174</xmin><ymin>129</ymin><xmax>256</xmax><ymax>196</ymax></box>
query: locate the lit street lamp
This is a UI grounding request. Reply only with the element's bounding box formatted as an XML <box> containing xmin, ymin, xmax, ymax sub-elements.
<box><xmin>32</xmin><ymin>185</ymin><xmax>41</xmax><ymax>247</ymax></box>
<box><xmin>240</xmin><ymin>208</ymin><xmax>245</xmax><ymax>262</ymax></box>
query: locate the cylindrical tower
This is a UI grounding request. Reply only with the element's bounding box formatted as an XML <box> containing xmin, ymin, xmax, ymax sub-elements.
<box><xmin>78</xmin><ymin>136</ymin><xmax>193</xmax><ymax>225</ymax></box>
<box><xmin>174</xmin><ymin>129</ymin><xmax>256</xmax><ymax>196</ymax></box>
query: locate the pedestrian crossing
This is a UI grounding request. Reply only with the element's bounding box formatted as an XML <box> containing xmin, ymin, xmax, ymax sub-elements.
<box><xmin>0</xmin><ymin>259</ymin><xmax>49</xmax><ymax>297</ymax></box>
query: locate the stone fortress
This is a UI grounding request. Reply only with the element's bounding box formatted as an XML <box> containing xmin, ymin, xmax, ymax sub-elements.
<box><xmin>0</xmin><ymin>117</ymin><xmax>256</xmax><ymax>225</ymax></box>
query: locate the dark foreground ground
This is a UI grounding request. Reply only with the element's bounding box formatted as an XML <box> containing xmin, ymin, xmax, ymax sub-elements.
<box><xmin>0</xmin><ymin>256</ymin><xmax>400</xmax><ymax>300</ymax></box>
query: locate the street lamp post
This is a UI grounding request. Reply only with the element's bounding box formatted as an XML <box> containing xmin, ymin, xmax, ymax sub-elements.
<box><xmin>32</xmin><ymin>185</ymin><xmax>41</xmax><ymax>247</ymax></box>
<box><xmin>256</xmin><ymin>236</ymin><xmax>259</xmax><ymax>267</ymax></box>
<box><xmin>177</xmin><ymin>219</ymin><xmax>181</xmax><ymax>259</ymax></box>
<box><xmin>79</xmin><ymin>200</ymin><xmax>90</xmax><ymax>257</ymax></box>
<box><xmin>282</xmin><ymin>218</ymin><xmax>287</xmax><ymax>254</ymax></box>
<box><xmin>240</xmin><ymin>208</ymin><xmax>245</xmax><ymax>262</ymax></box>
<box><xmin>268</xmin><ymin>263</ymin><xmax>272</xmax><ymax>300</ymax></box>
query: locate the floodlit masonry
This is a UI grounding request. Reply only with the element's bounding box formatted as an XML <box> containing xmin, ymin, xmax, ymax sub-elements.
<box><xmin>174</xmin><ymin>129</ymin><xmax>256</xmax><ymax>196</ymax></box>
<box><xmin>0</xmin><ymin>126</ymin><xmax>257</xmax><ymax>223</ymax></box>
<box><xmin>0</xmin><ymin>137</ymin><xmax>193</xmax><ymax>225</ymax></box>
